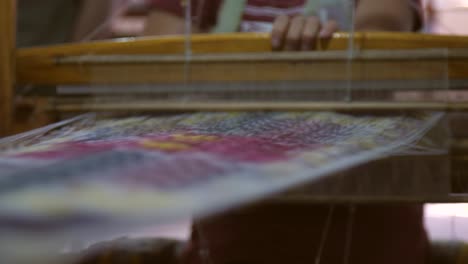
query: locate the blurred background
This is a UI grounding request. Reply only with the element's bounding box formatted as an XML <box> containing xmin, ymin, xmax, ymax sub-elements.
<box><xmin>16</xmin><ymin>0</ymin><xmax>468</xmax><ymax>245</ymax></box>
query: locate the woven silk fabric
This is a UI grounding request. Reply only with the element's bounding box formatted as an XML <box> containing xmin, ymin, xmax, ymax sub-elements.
<box><xmin>0</xmin><ymin>111</ymin><xmax>443</xmax><ymax>262</ymax></box>
<box><xmin>0</xmin><ymin>112</ymin><xmax>442</xmax><ymax>225</ymax></box>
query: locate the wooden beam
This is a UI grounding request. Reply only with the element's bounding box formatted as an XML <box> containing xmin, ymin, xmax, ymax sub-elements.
<box><xmin>17</xmin><ymin>50</ymin><xmax>459</xmax><ymax>85</ymax></box>
<box><xmin>53</xmin><ymin>101</ymin><xmax>468</xmax><ymax>113</ymax></box>
<box><xmin>16</xmin><ymin>32</ymin><xmax>468</xmax><ymax>85</ymax></box>
<box><xmin>0</xmin><ymin>0</ymin><xmax>15</xmax><ymax>136</ymax></box>
<box><xmin>17</xmin><ymin>32</ymin><xmax>468</xmax><ymax>58</ymax></box>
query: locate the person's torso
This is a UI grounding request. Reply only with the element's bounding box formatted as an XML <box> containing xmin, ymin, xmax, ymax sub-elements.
<box><xmin>237</xmin><ymin>0</ymin><xmax>352</xmax><ymax>32</ymax></box>
<box><xmin>151</xmin><ymin>0</ymin><xmax>421</xmax><ymax>33</ymax></box>
<box><xmin>240</xmin><ymin>0</ymin><xmax>306</xmax><ymax>32</ymax></box>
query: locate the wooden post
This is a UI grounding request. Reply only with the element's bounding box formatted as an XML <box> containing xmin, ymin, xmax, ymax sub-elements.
<box><xmin>0</xmin><ymin>0</ymin><xmax>15</xmax><ymax>136</ymax></box>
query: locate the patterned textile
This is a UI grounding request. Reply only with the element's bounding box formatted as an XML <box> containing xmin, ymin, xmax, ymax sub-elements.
<box><xmin>0</xmin><ymin>111</ymin><xmax>442</xmax><ymax>262</ymax></box>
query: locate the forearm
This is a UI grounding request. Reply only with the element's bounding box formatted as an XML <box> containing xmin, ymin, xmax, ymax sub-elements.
<box><xmin>355</xmin><ymin>12</ymin><xmax>414</xmax><ymax>32</ymax></box>
<box><xmin>143</xmin><ymin>10</ymin><xmax>202</xmax><ymax>36</ymax></box>
<box><xmin>72</xmin><ymin>0</ymin><xmax>113</xmax><ymax>41</ymax></box>
<box><xmin>355</xmin><ymin>0</ymin><xmax>419</xmax><ymax>32</ymax></box>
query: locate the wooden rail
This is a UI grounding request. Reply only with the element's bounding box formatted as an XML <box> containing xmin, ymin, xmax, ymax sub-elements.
<box><xmin>15</xmin><ymin>32</ymin><xmax>468</xmax><ymax>85</ymax></box>
<box><xmin>54</xmin><ymin>101</ymin><xmax>468</xmax><ymax>113</ymax></box>
<box><xmin>0</xmin><ymin>0</ymin><xmax>15</xmax><ymax>136</ymax></box>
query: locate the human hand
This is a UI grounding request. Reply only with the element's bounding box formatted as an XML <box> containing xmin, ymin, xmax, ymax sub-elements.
<box><xmin>271</xmin><ymin>14</ymin><xmax>338</xmax><ymax>51</ymax></box>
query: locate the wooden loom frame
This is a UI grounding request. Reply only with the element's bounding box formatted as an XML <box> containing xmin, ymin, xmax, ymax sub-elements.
<box><xmin>4</xmin><ymin>1</ymin><xmax>468</xmax><ymax>202</ymax></box>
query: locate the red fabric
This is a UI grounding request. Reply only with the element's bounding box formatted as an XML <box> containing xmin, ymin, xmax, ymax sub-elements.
<box><xmin>181</xmin><ymin>204</ymin><xmax>429</xmax><ymax>264</ymax></box>
<box><xmin>147</xmin><ymin>0</ymin><xmax>423</xmax><ymax>31</ymax></box>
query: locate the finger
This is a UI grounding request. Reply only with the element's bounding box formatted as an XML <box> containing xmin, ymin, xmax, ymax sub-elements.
<box><xmin>319</xmin><ymin>20</ymin><xmax>339</xmax><ymax>39</ymax></box>
<box><xmin>271</xmin><ymin>15</ymin><xmax>290</xmax><ymax>50</ymax></box>
<box><xmin>285</xmin><ymin>15</ymin><xmax>306</xmax><ymax>51</ymax></box>
<box><xmin>301</xmin><ymin>16</ymin><xmax>321</xmax><ymax>51</ymax></box>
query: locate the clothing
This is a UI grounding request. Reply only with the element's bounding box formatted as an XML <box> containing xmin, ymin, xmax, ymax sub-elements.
<box><xmin>147</xmin><ymin>0</ymin><xmax>422</xmax><ymax>32</ymax></box>
<box><xmin>17</xmin><ymin>0</ymin><xmax>81</xmax><ymax>47</ymax></box>
<box><xmin>182</xmin><ymin>203</ymin><xmax>429</xmax><ymax>264</ymax></box>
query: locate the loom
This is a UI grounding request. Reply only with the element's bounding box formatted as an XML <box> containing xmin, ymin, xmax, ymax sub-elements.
<box><xmin>4</xmin><ymin>8</ymin><xmax>468</xmax><ymax>202</ymax></box>
<box><xmin>3</xmin><ymin>0</ymin><xmax>468</xmax><ymax>263</ymax></box>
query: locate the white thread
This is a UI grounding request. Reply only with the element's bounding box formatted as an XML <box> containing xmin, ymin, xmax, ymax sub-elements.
<box><xmin>343</xmin><ymin>205</ymin><xmax>356</xmax><ymax>264</ymax></box>
<box><xmin>184</xmin><ymin>0</ymin><xmax>193</xmax><ymax>85</ymax></box>
<box><xmin>314</xmin><ymin>205</ymin><xmax>335</xmax><ymax>264</ymax></box>
<box><xmin>196</xmin><ymin>222</ymin><xmax>213</xmax><ymax>264</ymax></box>
<box><xmin>346</xmin><ymin>0</ymin><xmax>356</xmax><ymax>102</ymax></box>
